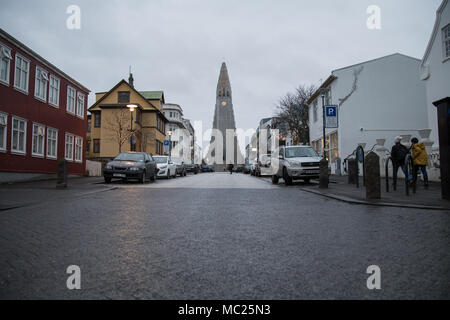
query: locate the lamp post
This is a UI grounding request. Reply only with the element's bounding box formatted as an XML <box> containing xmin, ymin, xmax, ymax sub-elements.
<box><xmin>168</xmin><ymin>130</ymin><xmax>172</xmax><ymax>157</ymax></box>
<box><xmin>320</xmin><ymin>89</ymin><xmax>328</xmax><ymax>160</ymax></box>
<box><xmin>127</xmin><ymin>104</ymin><xmax>137</xmax><ymax>151</ymax></box>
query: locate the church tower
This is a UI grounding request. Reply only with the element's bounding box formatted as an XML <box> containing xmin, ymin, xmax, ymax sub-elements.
<box><xmin>209</xmin><ymin>62</ymin><xmax>242</xmax><ymax>171</ymax></box>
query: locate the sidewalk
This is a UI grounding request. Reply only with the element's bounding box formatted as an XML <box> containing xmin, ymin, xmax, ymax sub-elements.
<box><xmin>301</xmin><ymin>175</ymin><xmax>450</xmax><ymax>211</ymax></box>
<box><xmin>0</xmin><ymin>176</ymin><xmax>113</xmax><ymax>211</ymax></box>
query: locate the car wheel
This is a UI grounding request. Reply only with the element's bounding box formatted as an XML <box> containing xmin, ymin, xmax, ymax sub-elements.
<box><xmin>104</xmin><ymin>177</ymin><xmax>111</xmax><ymax>184</ymax></box>
<box><xmin>167</xmin><ymin>171</ymin><xmax>171</xmax><ymax>179</ymax></box>
<box><xmin>139</xmin><ymin>171</ymin><xmax>146</xmax><ymax>184</ymax></box>
<box><xmin>272</xmin><ymin>175</ymin><xmax>279</xmax><ymax>185</ymax></box>
<box><xmin>150</xmin><ymin>172</ymin><xmax>156</xmax><ymax>182</ymax></box>
<box><xmin>283</xmin><ymin>167</ymin><xmax>293</xmax><ymax>186</ymax></box>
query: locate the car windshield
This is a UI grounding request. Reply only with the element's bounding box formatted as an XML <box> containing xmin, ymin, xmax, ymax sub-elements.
<box><xmin>154</xmin><ymin>156</ymin><xmax>168</xmax><ymax>164</ymax></box>
<box><xmin>285</xmin><ymin>147</ymin><xmax>318</xmax><ymax>158</ymax></box>
<box><xmin>114</xmin><ymin>153</ymin><xmax>145</xmax><ymax>162</ymax></box>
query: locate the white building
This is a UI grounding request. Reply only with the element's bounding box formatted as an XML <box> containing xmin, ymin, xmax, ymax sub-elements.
<box><xmin>420</xmin><ymin>0</ymin><xmax>450</xmax><ymax>148</ymax></box>
<box><xmin>308</xmin><ymin>53</ymin><xmax>432</xmax><ymax>174</ymax></box>
<box><xmin>162</xmin><ymin>103</ymin><xmax>190</xmax><ymax>162</ymax></box>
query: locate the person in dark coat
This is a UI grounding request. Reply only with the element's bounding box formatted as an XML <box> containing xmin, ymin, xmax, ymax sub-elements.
<box><xmin>228</xmin><ymin>164</ymin><xmax>234</xmax><ymax>175</ymax></box>
<box><xmin>391</xmin><ymin>136</ymin><xmax>409</xmax><ymax>188</ymax></box>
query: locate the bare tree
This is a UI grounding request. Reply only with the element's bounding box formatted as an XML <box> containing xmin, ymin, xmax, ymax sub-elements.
<box><xmin>273</xmin><ymin>85</ymin><xmax>317</xmax><ymax>145</ymax></box>
<box><xmin>103</xmin><ymin>108</ymin><xmax>133</xmax><ymax>153</ymax></box>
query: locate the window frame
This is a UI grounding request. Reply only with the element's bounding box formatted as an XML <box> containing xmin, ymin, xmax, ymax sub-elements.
<box><xmin>0</xmin><ymin>111</ymin><xmax>7</xmax><ymax>152</ymax></box>
<box><xmin>443</xmin><ymin>23</ymin><xmax>450</xmax><ymax>62</ymax></box>
<box><xmin>118</xmin><ymin>91</ymin><xmax>130</xmax><ymax>103</ymax></box>
<box><xmin>0</xmin><ymin>42</ymin><xmax>12</xmax><ymax>86</ymax></box>
<box><xmin>48</xmin><ymin>74</ymin><xmax>60</xmax><ymax>108</ymax></box>
<box><xmin>94</xmin><ymin>113</ymin><xmax>101</xmax><ymax>128</ymax></box>
<box><xmin>93</xmin><ymin>139</ymin><xmax>100</xmax><ymax>154</ymax></box>
<box><xmin>14</xmin><ymin>53</ymin><xmax>30</xmax><ymax>94</ymax></box>
<box><xmin>46</xmin><ymin>127</ymin><xmax>58</xmax><ymax>160</ymax></box>
<box><xmin>11</xmin><ymin>116</ymin><xmax>27</xmax><ymax>155</ymax></box>
<box><xmin>66</xmin><ymin>85</ymin><xmax>76</xmax><ymax>114</ymax></box>
<box><xmin>31</xmin><ymin>122</ymin><xmax>46</xmax><ymax>158</ymax></box>
<box><xmin>34</xmin><ymin>66</ymin><xmax>48</xmax><ymax>102</ymax></box>
<box><xmin>65</xmin><ymin>133</ymin><xmax>74</xmax><ymax>161</ymax></box>
<box><xmin>74</xmin><ymin>136</ymin><xmax>83</xmax><ymax>163</ymax></box>
<box><xmin>76</xmin><ymin>92</ymin><xmax>85</xmax><ymax>118</ymax></box>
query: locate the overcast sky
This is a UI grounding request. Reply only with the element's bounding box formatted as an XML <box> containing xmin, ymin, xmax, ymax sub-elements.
<box><xmin>0</xmin><ymin>0</ymin><xmax>442</xmax><ymax>152</ymax></box>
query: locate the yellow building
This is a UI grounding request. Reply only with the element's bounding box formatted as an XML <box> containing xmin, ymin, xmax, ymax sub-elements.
<box><xmin>87</xmin><ymin>79</ymin><xmax>168</xmax><ymax>160</ymax></box>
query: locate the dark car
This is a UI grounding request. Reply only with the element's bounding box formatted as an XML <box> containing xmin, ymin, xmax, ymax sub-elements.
<box><xmin>103</xmin><ymin>152</ymin><xmax>158</xmax><ymax>184</ymax></box>
<box><xmin>186</xmin><ymin>163</ymin><xmax>200</xmax><ymax>174</ymax></box>
<box><xmin>201</xmin><ymin>165</ymin><xmax>214</xmax><ymax>172</ymax></box>
<box><xmin>172</xmin><ymin>157</ymin><xmax>187</xmax><ymax>177</ymax></box>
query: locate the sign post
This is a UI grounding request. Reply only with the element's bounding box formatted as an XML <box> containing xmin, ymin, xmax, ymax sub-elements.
<box><xmin>163</xmin><ymin>140</ymin><xmax>170</xmax><ymax>155</ymax></box>
<box><xmin>325</xmin><ymin>105</ymin><xmax>338</xmax><ymax>129</ymax></box>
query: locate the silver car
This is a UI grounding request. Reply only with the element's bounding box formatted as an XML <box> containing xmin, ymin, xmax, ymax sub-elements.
<box><xmin>272</xmin><ymin>145</ymin><xmax>322</xmax><ymax>185</ymax></box>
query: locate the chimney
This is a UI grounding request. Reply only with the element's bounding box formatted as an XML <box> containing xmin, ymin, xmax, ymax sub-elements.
<box><xmin>128</xmin><ymin>72</ymin><xmax>134</xmax><ymax>88</ymax></box>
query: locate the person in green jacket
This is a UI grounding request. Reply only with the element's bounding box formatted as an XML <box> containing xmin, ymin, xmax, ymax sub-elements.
<box><xmin>411</xmin><ymin>137</ymin><xmax>429</xmax><ymax>188</ymax></box>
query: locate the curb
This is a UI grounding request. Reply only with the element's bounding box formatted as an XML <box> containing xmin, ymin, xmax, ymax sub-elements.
<box><xmin>299</xmin><ymin>187</ymin><xmax>450</xmax><ymax>211</ymax></box>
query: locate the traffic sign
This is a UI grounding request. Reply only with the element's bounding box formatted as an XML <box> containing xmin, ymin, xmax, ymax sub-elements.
<box><xmin>325</xmin><ymin>105</ymin><xmax>338</xmax><ymax>128</ymax></box>
<box><xmin>164</xmin><ymin>140</ymin><xmax>170</xmax><ymax>146</ymax></box>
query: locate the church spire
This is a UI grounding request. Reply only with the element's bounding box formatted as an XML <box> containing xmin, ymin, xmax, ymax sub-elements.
<box><xmin>217</xmin><ymin>62</ymin><xmax>231</xmax><ymax>99</ymax></box>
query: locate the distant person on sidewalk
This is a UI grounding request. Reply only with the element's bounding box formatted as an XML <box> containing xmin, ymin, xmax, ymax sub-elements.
<box><xmin>391</xmin><ymin>136</ymin><xmax>409</xmax><ymax>188</ymax></box>
<box><xmin>228</xmin><ymin>164</ymin><xmax>234</xmax><ymax>175</ymax></box>
<box><xmin>411</xmin><ymin>137</ymin><xmax>429</xmax><ymax>189</ymax></box>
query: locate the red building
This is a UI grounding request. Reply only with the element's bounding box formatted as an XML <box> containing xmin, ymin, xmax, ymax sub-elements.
<box><xmin>0</xmin><ymin>29</ymin><xmax>90</xmax><ymax>180</ymax></box>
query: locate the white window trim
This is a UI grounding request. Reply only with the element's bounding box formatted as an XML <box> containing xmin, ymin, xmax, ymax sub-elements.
<box><xmin>48</xmin><ymin>74</ymin><xmax>60</xmax><ymax>108</ymax></box>
<box><xmin>443</xmin><ymin>24</ymin><xmax>450</xmax><ymax>62</ymax></box>
<box><xmin>0</xmin><ymin>111</ymin><xmax>7</xmax><ymax>152</ymax></box>
<box><xmin>11</xmin><ymin>116</ymin><xmax>27</xmax><ymax>155</ymax></box>
<box><xmin>0</xmin><ymin>42</ymin><xmax>12</xmax><ymax>86</ymax></box>
<box><xmin>74</xmin><ymin>135</ymin><xmax>83</xmax><ymax>163</ymax></box>
<box><xmin>31</xmin><ymin>122</ymin><xmax>46</xmax><ymax>158</ymax></box>
<box><xmin>76</xmin><ymin>92</ymin><xmax>85</xmax><ymax>119</ymax></box>
<box><xmin>34</xmin><ymin>66</ymin><xmax>48</xmax><ymax>102</ymax></box>
<box><xmin>65</xmin><ymin>133</ymin><xmax>74</xmax><ymax>161</ymax></box>
<box><xmin>46</xmin><ymin>127</ymin><xmax>58</xmax><ymax>160</ymax></box>
<box><xmin>67</xmin><ymin>85</ymin><xmax>76</xmax><ymax>114</ymax></box>
<box><xmin>13</xmin><ymin>53</ymin><xmax>30</xmax><ymax>94</ymax></box>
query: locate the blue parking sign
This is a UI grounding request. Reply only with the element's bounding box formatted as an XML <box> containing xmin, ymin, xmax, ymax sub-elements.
<box><xmin>325</xmin><ymin>105</ymin><xmax>338</xmax><ymax>128</ymax></box>
<box><xmin>164</xmin><ymin>140</ymin><xmax>170</xmax><ymax>146</ymax></box>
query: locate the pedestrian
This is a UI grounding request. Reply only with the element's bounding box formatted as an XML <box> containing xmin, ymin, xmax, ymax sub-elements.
<box><xmin>228</xmin><ymin>164</ymin><xmax>234</xmax><ymax>175</ymax></box>
<box><xmin>411</xmin><ymin>137</ymin><xmax>429</xmax><ymax>189</ymax></box>
<box><xmin>390</xmin><ymin>136</ymin><xmax>409</xmax><ymax>189</ymax></box>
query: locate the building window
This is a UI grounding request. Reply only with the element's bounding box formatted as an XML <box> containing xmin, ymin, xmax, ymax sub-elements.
<box><xmin>0</xmin><ymin>112</ymin><xmax>7</xmax><ymax>152</ymax></box>
<box><xmin>87</xmin><ymin>119</ymin><xmax>91</xmax><ymax>133</ymax></box>
<box><xmin>67</xmin><ymin>86</ymin><xmax>76</xmax><ymax>114</ymax></box>
<box><xmin>14</xmin><ymin>54</ymin><xmax>30</xmax><ymax>93</ymax></box>
<box><xmin>93</xmin><ymin>139</ymin><xmax>100</xmax><ymax>153</ymax></box>
<box><xmin>313</xmin><ymin>100</ymin><xmax>318</xmax><ymax>123</ymax></box>
<box><xmin>32</xmin><ymin>123</ymin><xmax>45</xmax><ymax>157</ymax></box>
<box><xmin>94</xmin><ymin>113</ymin><xmax>101</xmax><ymax>127</ymax></box>
<box><xmin>118</xmin><ymin>91</ymin><xmax>130</xmax><ymax>103</ymax></box>
<box><xmin>328</xmin><ymin>131</ymin><xmax>339</xmax><ymax>163</ymax></box>
<box><xmin>170</xmin><ymin>111</ymin><xmax>173</xmax><ymax>118</ymax></box>
<box><xmin>74</xmin><ymin>136</ymin><xmax>83</xmax><ymax>162</ymax></box>
<box><xmin>76</xmin><ymin>92</ymin><xmax>85</xmax><ymax>118</ymax></box>
<box><xmin>65</xmin><ymin>133</ymin><xmax>74</xmax><ymax>161</ymax></box>
<box><xmin>86</xmin><ymin>141</ymin><xmax>90</xmax><ymax>152</ymax></box>
<box><xmin>0</xmin><ymin>44</ymin><xmax>12</xmax><ymax>85</ymax></box>
<box><xmin>443</xmin><ymin>24</ymin><xmax>450</xmax><ymax>60</ymax></box>
<box><xmin>34</xmin><ymin>66</ymin><xmax>48</xmax><ymax>101</ymax></box>
<box><xmin>47</xmin><ymin>127</ymin><xmax>58</xmax><ymax>159</ymax></box>
<box><xmin>11</xmin><ymin>117</ymin><xmax>27</xmax><ymax>154</ymax></box>
<box><xmin>48</xmin><ymin>75</ymin><xmax>60</xmax><ymax>107</ymax></box>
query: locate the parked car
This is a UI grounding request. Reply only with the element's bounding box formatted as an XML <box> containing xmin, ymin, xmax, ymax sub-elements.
<box><xmin>243</xmin><ymin>163</ymin><xmax>251</xmax><ymax>174</ymax></box>
<box><xmin>271</xmin><ymin>145</ymin><xmax>321</xmax><ymax>185</ymax></box>
<box><xmin>172</xmin><ymin>157</ymin><xmax>187</xmax><ymax>177</ymax></box>
<box><xmin>233</xmin><ymin>164</ymin><xmax>245</xmax><ymax>173</ymax></box>
<box><xmin>201</xmin><ymin>165</ymin><xmax>214</xmax><ymax>172</ymax></box>
<box><xmin>186</xmin><ymin>163</ymin><xmax>200</xmax><ymax>174</ymax></box>
<box><xmin>103</xmin><ymin>152</ymin><xmax>158</xmax><ymax>184</ymax></box>
<box><xmin>258</xmin><ymin>154</ymin><xmax>273</xmax><ymax>176</ymax></box>
<box><xmin>154</xmin><ymin>156</ymin><xmax>177</xmax><ymax>179</ymax></box>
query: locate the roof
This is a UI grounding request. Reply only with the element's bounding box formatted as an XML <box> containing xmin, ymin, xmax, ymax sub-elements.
<box><xmin>421</xmin><ymin>0</ymin><xmax>448</xmax><ymax>66</ymax></box>
<box><xmin>306</xmin><ymin>75</ymin><xmax>337</xmax><ymax>105</ymax></box>
<box><xmin>140</xmin><ymin>91</ymin><xmax>165</xmax><ymax>101</ymax></box>
<box><xmin>333</xmin><ymin>53</ymin><xmax>420</xmax><ymax>73</ymax></box>
<box><xmin>0</xmin><ymin>28</ymin><xmax>90</xmax><ymax>93</ymax></box>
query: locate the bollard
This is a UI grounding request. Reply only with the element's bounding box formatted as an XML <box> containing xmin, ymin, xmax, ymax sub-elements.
<box><xmin>347</xmin><ymin>158</ymin><xmax>357</xmax><ymax>184</ymax></box>
<box><xmin>365</xmin><ymin>152</ymin><xmax>381</xmax><ymax>200</ymax></box>
<box><xmin>319</xmin><ymin>159</ymin><xmax>329</xmax><ymax>189</ymax></box>
<box><xmin>57</xmin><ymin>158</ymin><xmax>68</xmax><ymax>188</ymax></box>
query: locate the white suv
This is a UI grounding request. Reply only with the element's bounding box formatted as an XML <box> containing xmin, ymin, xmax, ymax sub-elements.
<box><xmin>272</xmin><ymin>145</ymin><xmax>322</xmax><ymax>185</ymax></box>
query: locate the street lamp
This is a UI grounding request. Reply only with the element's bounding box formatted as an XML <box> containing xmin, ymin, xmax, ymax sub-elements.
<box><xmin>127</xmin><ymin>104</ymin><xmax>137</xmax><ymax>151</ymax></box>
<box><xmin>320</xmin><ymin>88</ymin><xmax>328</xmax><ymax>160</ymax></box>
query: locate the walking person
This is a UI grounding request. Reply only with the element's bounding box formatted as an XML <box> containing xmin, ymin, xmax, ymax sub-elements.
<box><xmin>228</xmin><ymin>164</ymin><xmax>234</xmax><ymax>175</ymax></box>
<box><xmin>411</xmin><ymin>137</ymin><xmax>429</xmax><ymax>189</ymax></box>
<box><xmin>391</xmin><ymin>136</ymin><xmax>410</xmax><ymax>189</ymax></box>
